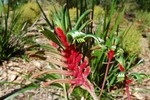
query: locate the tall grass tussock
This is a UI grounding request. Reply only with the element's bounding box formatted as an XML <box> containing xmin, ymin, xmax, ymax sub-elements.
<box><xmin>18</xmin><ymin>2</ymin><xmax>41</xmax><ymax>25</ymax></box>
<box><xmin>121</xmin><ymin>24</ymin><xmax>142</xmax><ymax>57</ymax></box>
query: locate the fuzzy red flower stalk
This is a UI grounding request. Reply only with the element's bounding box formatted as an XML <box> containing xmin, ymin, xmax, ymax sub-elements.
<box><xmin>55</xmin><ymin>27</ymin><xmax>69</xmax><ymax>47</ymax></box>
<box><xmin>47</xmin><ymin>27</ymin><xmax>98</xmax><ymax>100</ymax></box>
<box><xmin>99</xmin><ymin>49</ymin><xmax>114</xmax><ymax>98</ymax></box>
<box><xmin>108</xmin><ymin>50</ymin><xmax>115</xmax><ymax>61</ymax></box>
<box><xmin>118</xmin><ymin>64</ymin><xmax>132</xmax><ymax>100</ymax></box>
<box><xmin>118</xmin><ymin>64</ymin><xmax>124</xmax><ymax>72</ymax></box>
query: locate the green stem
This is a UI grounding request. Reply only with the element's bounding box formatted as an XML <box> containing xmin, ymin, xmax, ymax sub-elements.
<box><xmin>61</xmin><ymin>66</ymin><xmax>68</xmax><ymax>100</ymax></box>
<box><xmin>63</xmin><ymin>83</ymin><xmax>68</xmax><ymax>100</ymax></box>
<box><xmin>83</xmin><ymin>34</ymin><xmax>104</xmax><ymax>45</ymax></box>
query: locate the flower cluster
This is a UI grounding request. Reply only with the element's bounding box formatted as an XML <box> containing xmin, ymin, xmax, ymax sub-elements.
<box><xmin>118</xmin><ymin>64</ymin><xmax>132</xmax><ymax>100</ymax></box>
<box><xmin>107</xmin><ymin>49</ymin><xmax>115</xmax><ymax>61</ymax></box>
<box><xmin>54</xmin><ymin>27</ymin><xmax>94</xmax><ymax>92</ymax></box>
<box><xmin>118</xmin><ymin>64</ymin><xmax>132</xmax><ymax>85</ymax></box>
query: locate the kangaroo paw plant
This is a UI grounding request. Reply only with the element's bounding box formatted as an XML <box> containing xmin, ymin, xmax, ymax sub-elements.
<box><xmin>3</xmin><ymin>0</ymin><xmax>145</xmax><ymax>100</ymax></box>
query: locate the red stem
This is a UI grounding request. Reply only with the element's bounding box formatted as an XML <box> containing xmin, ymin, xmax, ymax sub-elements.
<box><xmin>126</xmin><ymin>84</ymin><xmax>131</xmax><ymax>100</ymax></box>
<box><xmin>99</xmin><ymin>59</ymin><xmax>111</xmax><ymax>99</ymax></box>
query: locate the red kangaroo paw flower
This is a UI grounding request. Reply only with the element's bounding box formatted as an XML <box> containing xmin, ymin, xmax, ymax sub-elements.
<box><xmin>80</xmin><ymin>61</ymin><xmax>88</xmax><ymax>72</ymax></box>
<box><xmin>83</xmin><ymin>66</ymin><xmax>91</xmax><ymax>78</ymax></box>
<box><xmin>75</xmin><ymin>54</ymin><xmax>82</xmax><ymax>64</ymax></box>
<box><xmin>52</xmin><ymin>27</ymin><xmax>97</xmax><ymax>100</ymax></box>
<box><xmin>107</xmin><ymin>50</ymin><xmax>114</xmax><ymax>61</ymax></box>
<box><xmin>118</xmin><ymin>64</ymin><xmax>125</xmax><ymax>72</ymax></box>
<box><xmin>54</xmin><ymin>27</ymin><xmax>69</xmax><ymax>47</ymax></box>
<box><xmin>117</xmin><ymin>64</ymin><xmax>132</xmax><ymax>100</ymax></box>
<box><xmin>126</xmin><ymin>79</ymin><xmax>132</xmax><ymax>84</ymax></box>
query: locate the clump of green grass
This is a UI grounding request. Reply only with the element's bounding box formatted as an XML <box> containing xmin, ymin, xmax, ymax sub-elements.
<box><xmin>0</xmin><ymin>1</ymin><xmax>32</xmax><ymax>61</ymax></box>
<box><xmin>69</xmin><ymin>7</ymin><xmax>80</xmax><ymax>22</ymax></box>
<box><xmin>124</xmin><ymin>2</ymin><xmax>138</xmax><ymax>12</ymax></box>
<box><xmin>48</xmin><ymin>2</ymin><xmax>61</xmax><ymax>20</ymax></box>
<box><xmin>121</xmin><ymin>24</ymin><xmax>142</xmax><ymax>57</ymax></box>
<box><xmin>18</xmin><ymin>2</ymin><xmax>41</xmax><ymax>25</ymax></box>
<box><xmin>136</xmin><ymin>10</ymin><xmax>150</xmax><ymax>30</ymax></box>
<box><xmin>147</xmin><ymin>34</ymin><xmax>150</xmax><ymax>49</ymax></box>
<box><xmin>93</xmin><ymin>6</ymin><xmax>104</xmax><ymax>23</ymax></box>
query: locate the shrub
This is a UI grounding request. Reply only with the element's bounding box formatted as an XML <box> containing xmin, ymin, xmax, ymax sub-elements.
<box><xmin>93</xmin><ymin>6</ymin><xmax>104</xmax><ymax>23</ymax></box>
<box><xmin>0</xmin><ymin>1</ymin><xmax>30</xmax><ymax>61</ymax></box>
<box><xmin>136</xmin><ymin>0</ymin><xmax>150</xmax><ymax>11</ymax></box>
<box><xmin>107</xmin><ymin>12</ymin><xmax>142</xmax><ymax>57</ymax></box>
<box><xmin>120</xmin><ymin>24</ymin><xmax>142</xmax><ymax>57</ymax></box>
<box><xmin>123</xmin><ymin>1</ymin><xmax>138</xmax><ymax>12</ymax></box>
<box><xmin>48</xmin><ymin>2</ymin><xmax>61</xmax><ymax>20</ymax></box>
<box><xmin>69</xmin><ymin>7</ymin><xmax>80</xmax><ymax>22</ymax></box>
<box><xmin>147</xmin><ymin>34</ymin><xmax>150</xmax><ymax>48</ymax></box>
<box><xmin>136</xmin><ymin>10</ymin><xmax>150</xmax><ymax>30</ymax></box>
<box><xmin>17</xmin><ymin>2</ymin><xmax>41</xmax><ymax>25</ymax></box>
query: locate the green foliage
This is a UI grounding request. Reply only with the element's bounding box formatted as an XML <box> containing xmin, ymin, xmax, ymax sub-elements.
<box><xmin>0</xmin><ymin>1</ymin><xmax>32</xmax><ymax>61</ymax></box>
<box><xmin>17</xmin><ymin>1</ymin><xmax>41</xmax><ymax>25</ymax></box>
<box><xmin>135</xmin><ymin>11</ymin><xmax>150</xmax><ymax>50</ymax></box>
<box><xmin>93</xmin><ymin>6</ymin><xmax>104</xmax><ymax>23</ymax></box>
<box><xmin>36</xmin><ymin>0</ymin><xmax>142</xmax><ymax>99</ymax></box>
<box><xmin>136</xmin><ymin>0</ymin><xmax>150</xmax><ymax>11</ymax></box>
<box><xmin>136</xmin><ymin>10</ymin><xmax>150</xmax><ymax>29</ymax></box>
<box><xmin>123</xmin><ymin>1</ymin><xmax>138</xmax><ymax>12</ymax></box>
<box><xmin>147</xmin><ymin>34</ymin><xmax>150</xmax><ymax>49</ymax></box>
<box><xmin>69</xmin><ymin>5</ymin><xmax>107</xmax><ymax>25</ymax></box>
<box><xmin>121</xmin><ymin>25</ymin><xmax>142</xmax><ymax>57</ymax></box>
<box><xmin>3</xmin><ymin>0</ymin><xmax>144</xmax><ymax>99</ymax></box>
<box><xmin>48</xmin><ymin>2</ymin><xmax>61</xmax><ymax>20</ymax></box>
<box><xmin>69</xmin><ymin>5</ymin><xmax>105</xmax><ymax>23</ymax></box>
<box><xmin>101</xmin><ymin>0</ymin><xmax>112</xmax><ymax>8</ymax></box>
<box><xmin>69</xmin><ymin>7</ymin><xmax>79</xmax><ymax>22</ymax></box>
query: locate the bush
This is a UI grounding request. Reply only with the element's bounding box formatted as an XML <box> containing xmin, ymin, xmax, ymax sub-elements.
<box><xmin>17</xmin><ymin>2</ymin><xmax>41</xmax><ymax>25</ymax></box>
<box><xmin>69</xmin><ymin>7</ymin><xmax>80</xmax><ymax>22</ymax></box>
<box><xmin>48</xmin><ymin>2</ymin><xmax>61</xmax><ymax>20</ymax></box>
<box><xmin>147</xmin><ymin>34</ymin><xmax>150</xmax><ymax>48</ymax></box>
<box><xmin>136</xmin><ymin>10</ymin><xmax>150</xmax><ymax>29</ymax></box>
<box><xmin>121</xmin><ymin>24</ymin><xmax>142</xmax><ymax>57</ymax></box>
<box><xmin>107</xmin><ymin>11</ymin><xmax>142</xmax><ymax>57</ymax></box>
<box><xmin>0</xmin><ymin>2</ymin><xmax>30</xmax><ymax>61</ymax></box>
<box><xmin>93</xmin><ymin>6</ymin><xmax>104</xmax><ymax>23</ymax></box>
<box><xmin>136</xmin><ymin>0</ymin><xmax>150</xmax><ymax>11</ymax></box>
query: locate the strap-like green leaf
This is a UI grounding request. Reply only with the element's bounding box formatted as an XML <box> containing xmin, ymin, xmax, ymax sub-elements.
<box><xmin>74</xmin><ymin>9</ymin><xmax>92</xmax><ymax>30</ymax></box>
<box><xmin>130</xmin><ymin>73</ymin><xmax>142</xmax><ymax>84</ymax></box>
<box><xmin>41</xmin><ymin>28</ymin><xmax>63</xmax><ymax>48</ymax></box>
<box><xmin>36</xmin><ymin>0</ymin><xmax>53</xmax><ymax>28</ymax></box>
<box><xmin>4</xmin><ymin>85</ymin><xmax>39</xmax><ymax>100</ymax></box>
<box><xmin>79</xmin><ymin>20</ymin><xmax>91</xmax><ymax>31</ymax></box>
